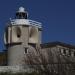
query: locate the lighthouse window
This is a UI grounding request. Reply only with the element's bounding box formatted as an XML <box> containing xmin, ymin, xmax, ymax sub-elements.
<box><xmin>5</xmin><ymin>28</ymin><xmax>8</xmax><ymax>43</ymax></box>
<box><xmin>24</xmin><ymin>48</ymin><xmax>28</xmax><ymax>54</ymax></box>
<box><xmin>25</xmin><ymin>13</ymin><xmax>27</xmax><ymax>19</ymax></box>
<box><xmin>16</xmin><ymin>27</ymin><xmax>21</xmax><ymax>38</ymax></box>
<box><xmin>17</xmin><ymin>34</ymin><xmax>20</xmax><ymax>37</ymax></box>
<box><xmin>16</xmin><ymin>12</ymin><xmax>27</xmax><ymax>19</ymax></box>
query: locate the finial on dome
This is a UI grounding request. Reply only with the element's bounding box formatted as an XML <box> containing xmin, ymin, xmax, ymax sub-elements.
<box><xmin>18</xmin><ymin>7</ymin><xmax>25</xmax><ymax>13</ymax></box>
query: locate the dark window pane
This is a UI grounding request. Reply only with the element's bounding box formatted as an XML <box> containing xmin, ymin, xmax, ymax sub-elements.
<box><xmin>63</xmin><ymin>49</ymin><xmax>66</xmax><ymax>54</ymax></box>
<box><xmin>24</xmin><ymin>48</ymin><xmax>28</xmax><ymax>54</ymax></box>
<box><xmin>74</xmin><ymin>52</ymin><xmax>75</xmax><ymax>56</ymax></box>
<box><xmin>68</xmin><ymin>50</ymin><xmax>71</xmax><ymax>56</ymax></box>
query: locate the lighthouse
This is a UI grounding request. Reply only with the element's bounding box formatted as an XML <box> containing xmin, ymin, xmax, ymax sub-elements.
<box><xmin>4</xmin><ymin>7</ymin><xmax>42</xmax><ymax>66</ymax></box>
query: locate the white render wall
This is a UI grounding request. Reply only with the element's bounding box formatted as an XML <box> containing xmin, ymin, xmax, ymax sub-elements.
<box><xmin>8</xmin><ymin>44</ymin><xmax>25</xmax><ymax>66</ymax></box>
<box><xmin>0</xmin><ymin>66</ymin><xmax>22</xmax><ymax>72</ymax></box>
<box><xmin>0</xmin><ymin>66</ymin><xmax>33</xmax><ymax>73</ymax></box>
<box><xmin>7</xmin><ymin>25</ymin><xmax>29</xmax><ymax>66</ymax></box>
<box><xmin>7</xmin><ymin>25</ymin><xmax>42</xmax><ymax>66</ymax></box>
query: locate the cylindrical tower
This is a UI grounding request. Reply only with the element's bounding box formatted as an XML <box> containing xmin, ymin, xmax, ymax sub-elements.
<box><xmin>4</xmin><ymin>7</ymin><xmax>42</xmax><ymax>66</ymax></box>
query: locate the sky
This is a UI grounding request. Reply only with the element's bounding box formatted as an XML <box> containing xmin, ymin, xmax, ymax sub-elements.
<box><xmin>0</xmin><ymin>0</ymin><xmax>75</xmax><ymax>50</ymax></box>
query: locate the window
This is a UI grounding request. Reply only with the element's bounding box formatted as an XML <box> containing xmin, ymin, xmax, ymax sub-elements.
<box><xmin>16</xmin><ymin>12</ymin><xmax>28</xmax><ymax>19</ymax></box>
<box><xmin>63</xmin><ymin>49</ymin><xmax>66</xmax><ymax>54</ymax></box>
<box><xmin>60</xmin><ymin>48</ymin><xmax>66</xmax><ymax>55</ymax></box>
<box><xmin>74</xmin><ymin>51</ymin><xmax>75</xmax><ymax>56</ymax></box>
<box><xmin>60</xmin><ymin>48</ymin><xmax>64</xmax><ymax>54</ymax></box>
<box><xmin>16</xmin><ymin>27</ymin><xmax>21</xmax><ymax>38</ymax></box>
<box><xmin>68</xmin><ymin>50</ymin><xmax>71</xmax><ymax>56</ymax></box>
<box><xmin>24</xmin><ymin>47</ymin><xmax>28</xmax><ymax>54</ymax></box>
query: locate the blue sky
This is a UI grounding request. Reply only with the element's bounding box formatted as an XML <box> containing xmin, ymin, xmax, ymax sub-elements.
<box><xmin>0</xmin><ymin>0</ymin><xmax>75</xmax><ymax>50</ymax></box>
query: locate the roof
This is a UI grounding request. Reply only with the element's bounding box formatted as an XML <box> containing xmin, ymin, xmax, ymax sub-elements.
<box><xmin>41</xmin><ymin>41</ymin><xmax>75</xmax><ymax>49</ymax></box>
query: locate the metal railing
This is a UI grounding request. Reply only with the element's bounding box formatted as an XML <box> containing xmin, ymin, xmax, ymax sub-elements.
<box><xmin>10</xmin><ymin>19</ymin><xmax>42</xmax><ymax>28</ymax></box>
<box><xmin>28</xmin><ymin>20</ymin><xmax>42</xmax><ymax>28</ymax></box>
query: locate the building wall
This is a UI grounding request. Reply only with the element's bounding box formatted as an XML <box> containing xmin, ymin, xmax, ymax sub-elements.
<box><xmin>0</xmin><ymin>43</ymin><xmax>75</xmax><ymax>74</ymax></box>
<box><xmin>40</xmin><ymin>45</ymin><xmax>75</xmax><ymax>75</ymax></box>
<box><xmin>41</xmin><ymin>45</ymin><xmax>75</xmax><ymax>63</ymax></box>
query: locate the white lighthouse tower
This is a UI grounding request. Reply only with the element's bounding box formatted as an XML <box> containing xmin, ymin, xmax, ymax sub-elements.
<box><xmin>4</xmin><ymin>7</ymin><xmax>42</xmax><ymax>66</ymax></box>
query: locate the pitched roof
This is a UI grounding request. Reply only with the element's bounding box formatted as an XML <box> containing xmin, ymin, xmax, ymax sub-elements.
<box><xmin>41</xmin><ymin>41</ymin><xmax>75</xmax><ymax>49</ymax></box>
